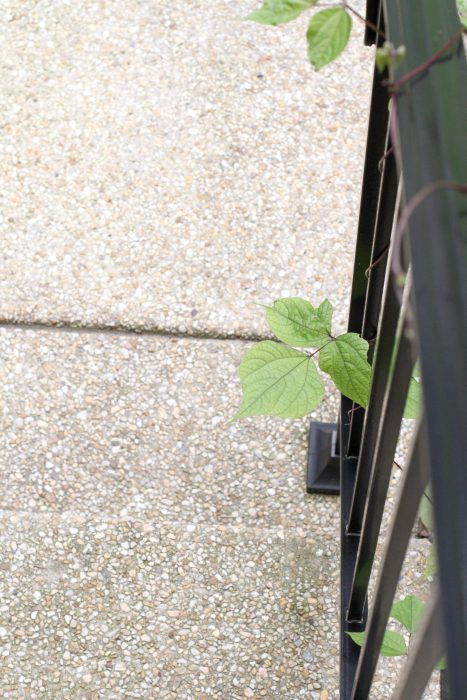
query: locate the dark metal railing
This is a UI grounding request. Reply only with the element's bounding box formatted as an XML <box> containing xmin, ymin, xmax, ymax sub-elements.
<box><xmin>310</xmin><ymin>1</ymin><xmax>467</xmax><ymax>697</ymax></box>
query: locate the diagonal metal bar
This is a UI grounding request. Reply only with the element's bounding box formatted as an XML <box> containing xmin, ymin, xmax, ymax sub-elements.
<box><xmin>345</xmin><ymin>63</ymin><xmax>390</xmax><ymax>458</ymax></box>
<box><xmin>346</xmin><ymin>293</ymin><xmax>414</xmax><ymax>623</ymax></box>
<box><xmin>347</xmin><ymin>136</ymin><xmax>399</xmax><ymax>459</ymax></box>
<box><xmin>392</xmin><ymin>590</ymin><xmax>444</xmax><ymax>700</ymax></box>
<box><xmin>347</xmin><ymin>254</ymin><xmax>401</xmax><ymax>536</ymax></box>
<box><xmin>347</xmin><ymin>65</ymin><xmax>390</xmax><ymax>339</ymax></box>
<box><xmin>350</xmin><ymin>422</ymin><xmax>429</xmax><ymax>699</ymax></box>
<box><xmin>361</xmin><ymin>141</ymin><xmax>398</xmax><ymax>354</ymax></box>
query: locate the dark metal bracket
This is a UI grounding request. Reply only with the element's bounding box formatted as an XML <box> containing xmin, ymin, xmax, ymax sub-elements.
<box><xmin>306</xmin><ymin>421</ymin><xmax>340</xmax><ymax>495</ymax></box>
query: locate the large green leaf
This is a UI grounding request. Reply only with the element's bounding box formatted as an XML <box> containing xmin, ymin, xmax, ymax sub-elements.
<box><xmin>306</xmin><ymin>9</ymin><xmax>352</xmax><ymax>70</ymax></box>
<box><xmin>319</xmin><ymin>333</ymin><xmax>371</xmax><ymax>407</ymax></box>
<box><xmin>265</xmin><ymin>297</ymin><xmax>332</xmax><ymax>347</ymax></box>
<box><xmin>245</xmin><ymin>0</ymin><xmax>317</xmax><ymax>25</ymax></box>
<box><xmin>347</xmin><ymin>630</ymin><xmax>407</xmax><ymax>656</ymax></box>
<box><xmin>391</xmin><ymin>596</ymin><xmax>425</xmax><ymax>634</ymax></box>
<box><xmin>232</xmin><ymin>341</ymin><xmax>324</xmax><ymax>420</ymax></box>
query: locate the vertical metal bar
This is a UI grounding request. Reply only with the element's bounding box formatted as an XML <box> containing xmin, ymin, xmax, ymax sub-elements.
<box><xmin>364</xmin><ymin>0</ymin><xmax>382</xmax><ymax>47</ymax></box>
<box><xmin>347</xmin><ymin>140</ymin><xmax>399</xmax><ymax>458</ymax></box>
<box><xmin>361</xmin><ymin>144</ymin><xmax>398</xmax><ymax>353</ymax></box>
<box><xmin>347</xmin><ymin>300</ymin><xmax>414</xmax><ymax>622</ymax></box>
<box><xmin>340</xmin><ymin>397</ymin><xmax>365</xmax><ymax>700</ymax></box>
<box><xmin>392</xmin><ymin>591</ymin><xmax>444</xmax><ymax>700</ymax></box>
<box><xmin>347</xmin><ymin>65</ymin><xmax>389</xmax><ymax>339</ymax></box>
<box><xmin>341</xmin><ymin>24</ymin><xmax>390</xmax><ymax>695</ymax></box>
<box><xmin>350</xmin><ymin>423</ymin><xmax>429</xmax><ymax>699</ymax></box>
<box><xmin>347</xmin><ymin>273</ymin><xmax>400</xmax><ymax>535</ymax></box>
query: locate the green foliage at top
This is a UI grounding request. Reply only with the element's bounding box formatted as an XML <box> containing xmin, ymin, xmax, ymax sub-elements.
<box><xmin>244</xmin><ymin>0</ymin><xmax>318</xmax><ymax>25</ymax></box>
<box><xmin>245</xmin><ymin>0</ymin><xmax>352</xmax><ymax>70</ymax></box>
<box><xmin>306</xmin><ymin>8</ymin><xmax>352</xmax><ymax>70</ymax></box>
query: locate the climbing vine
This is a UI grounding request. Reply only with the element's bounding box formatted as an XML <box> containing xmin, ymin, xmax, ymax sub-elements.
<box><xmin>244</xmin><ymin>0</ymin><xmax>466</xmax><ymax>71</ymax></box>
<box><xmin>232</xmin><ymin>297</ymin><xmax>420</xmax><ymax>421</ymax></box>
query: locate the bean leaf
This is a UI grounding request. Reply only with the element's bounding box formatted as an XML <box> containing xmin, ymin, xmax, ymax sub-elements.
<box><xmin>265</xmin><ymin>297</ymin><xmax>332</xmax><ymax>347</ymax></box>
<box><xmin>391</xmin><ymin>595</ymin><xmax>425</xmax><ymax>634</ymax></box>
<box><xmin>380</xmin><ymin>630</ymin><xmax>407</xmax><ymax>656</ymax></box>
<box><xmin>319</xmin><ymin>333</ymin><xmax>371</xmax><ymax>407</ymax></box>
<box><xmin>307</xmin><ymin>9</ymin><xmax>352</xmax><ymax>70</ymax></box>
<box><xmin>347</xmin><ymin>630</ymin><xmax>407</xmax><ymax>656</ymax></box>
<box><xmin>245</xmin><ymin>0</ymin><xmax>318</xmax><ymax>25</ymax></box>
<box><xmin>232</xmin><ymin>341</ymin><xmax>324</xmax><ymax>419</ymax></box>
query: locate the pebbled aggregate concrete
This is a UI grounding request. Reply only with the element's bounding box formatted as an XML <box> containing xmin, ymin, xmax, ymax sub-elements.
<box><xmin>0</xmin><ymin>328</ymin><xmax>341</xmax><ymax>698</ymax></box>
<box><xmin>0</xmin><ymin>329</ymin><xmax>438</xmax><ymax>698</ymax></box>
<box><xmin>0</xmin><ymin>0</ymin><xmax>372</xmax><ymax>337</ymax></box>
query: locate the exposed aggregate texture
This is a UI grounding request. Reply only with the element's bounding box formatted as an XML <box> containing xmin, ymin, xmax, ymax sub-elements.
<box><xmin>0</xmin><ymin>0</ymin><xmax>372</xmax><ymax>337</ymax></box>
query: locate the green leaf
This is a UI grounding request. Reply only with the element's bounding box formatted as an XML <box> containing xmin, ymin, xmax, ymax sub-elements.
<box><xmin>265</xmin><ymin>297</ymin><xmax>332</xmax><ymax>347</ymax></box>
<box><xmin>306</xmin><ymin>9</ymin><xmax>352</xmax><ymax>70</ymax></box>
<box><xmin>390</xmin><ymin>596</ymin><xmax>425</xmax><ymax>634</ymax></box>
<box><xmin>245</xmin><ymin>0</ymin><xmax>317</xmax><ymax>25</ymax></box>
<box><xmin>346</xmin><ymin>631</ymin><xmax>365</xmax><ymax>648</ymax></box>
<box><xmin>232</xmin><ymin>341</ymin><xmax>324</xmax><ymax>420</ymax></box>
<box><xmin>380</xmin><ymin>630</ymin><xmax>407</xmax><ymax>656</ymax></box>
<box><xmin>403</xmin><ymin>375</ymin><xmax>422</xmax><ymax>419</ymax></box>
<box><xmin>346</xmin><ymin>630</ymin><xmax>407</xmax><ymax>656</ymax></box>
<box><xmin>435</xmin><ymin>656</ymin><xmax>446</xmax><ymax>671</ymax></box>
<box><xmin>319</xmin><ymin>333</ymin><xmax>371</xmax><ymax>407</ymax></box>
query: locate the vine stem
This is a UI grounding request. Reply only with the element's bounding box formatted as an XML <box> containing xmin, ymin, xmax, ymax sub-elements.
<box><xmin>365</xmin><ymin>243</ymin><xmax>390</xmax><ymax>278</ymax></box>
<box><xmin>306</xmin><ymin>337</ymin><xmax>334</xmax><ymax>359</ymax></box>
<box><xmin>387</xmin><ymin>27</ymin><xmax>465</xmax><ymax>93</ymax></box>
<box><xmin>378</xmin><ymin>145</ymin><xmax>394</xmax><ymax>174</ymax></box>
<box><xmin>312</xmin><ymin>2</ymin><xmax>386</xmax><ymax>40</ymax></box>
<box><xmin>343</xmin><ymin>2</ymin><xmax>386</xmax><ymax>40</ymax></box>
